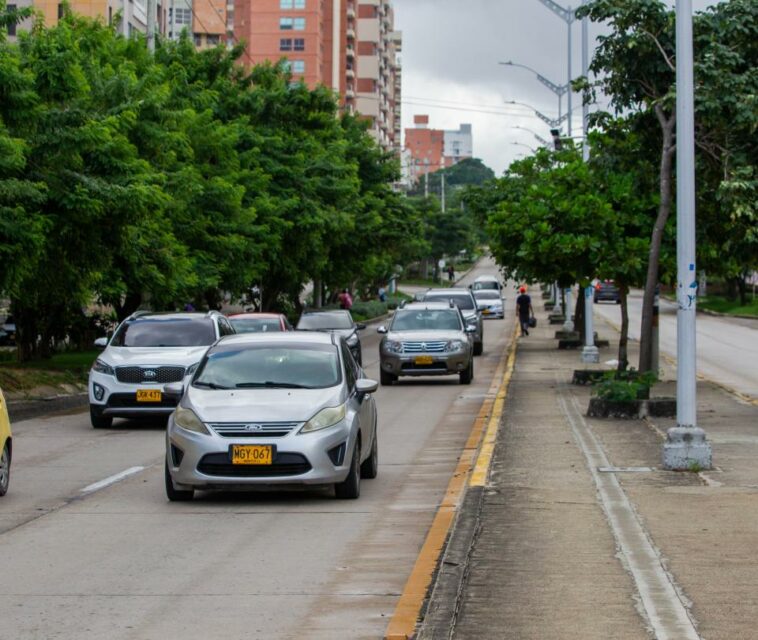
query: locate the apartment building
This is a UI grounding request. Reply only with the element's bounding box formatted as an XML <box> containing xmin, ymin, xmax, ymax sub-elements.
<box><xmin>404</xmin><ymin>115</ymin><xmax>473</xmax><ymax>185</ymax></box>
<box><xmin>231</xmin><ymin>0</ymin><xmax>401</xmax><ymax>150</ymax></box>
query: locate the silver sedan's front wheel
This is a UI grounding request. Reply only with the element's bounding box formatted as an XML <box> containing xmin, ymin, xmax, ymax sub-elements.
<box><xmin>0</xmin><ymin>442</ymin><xmax>10</xmax><ymax>497</ymax></box>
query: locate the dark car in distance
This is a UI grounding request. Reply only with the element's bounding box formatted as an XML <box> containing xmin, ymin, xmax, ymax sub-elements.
<box><xmin>594</xmin><ymin>280</ymin><xmax>621</xmax><ymax>304</ymax></box>
<box><xmin>296</xmin><ymin>310</ymin><xmax>366</xmax><ymax>365</ymax></box>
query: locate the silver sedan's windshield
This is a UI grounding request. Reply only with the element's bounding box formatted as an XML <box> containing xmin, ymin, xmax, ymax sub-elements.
<box><xmin>194</xmin><ymin>344</ymin><xmax>341</xmax><ymax>389</ymax></box>
<box><xmin>390</xmin><ymin>310</ymin><xmax>462</xmax><ymax>332</ymax></box>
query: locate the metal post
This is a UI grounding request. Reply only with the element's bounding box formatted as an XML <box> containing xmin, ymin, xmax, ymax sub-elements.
<box><xmin>424</xmin><ymin>163</ymin><xmax>429</xmax><ymax>199</ymax></box>
<box><xmin>562</xmin><ymin>287</ymin><xmax>574</xmax><ymax>332</ymax></box>
<box><xmin>147</xmin><ymin>0</ymin><xmax>156</xmax><ymax>52</ymax></box>
<box><xmin>441</xmin><ymin>173</ymin><xmax>446</xmax><ymax>212</ymax></box>
<box><xmin>566</xmin><ymin>6</ymin><xmax>572</xmax><ymax>138</ymax></box>
<box><xmin>581</xmin><ymin>285</ymin><xmax>599</xmax><ymax>362</ymax></box>
<box><xmin>581</xmin><ymin>8</ymin><xmax>589</xmax><ymax>161</ymax></box>
<box><xmin>652</xmin><ymin>284</ymin><xmax>660</xmax><ymax>373</ymax></box>
<box><xmin>170</xmin><ymin>0</ymin><xmax>175</xmax><ymax>39</ymax></box>
<box><xmin>122</xmin><ymin>0</ymin><xmax>129</xmax><ymax>36</ymax></box>
<box><xmin>663</xmin><ymin>0</ymin><xmax>711</xmax><ymax>470</ymax></box>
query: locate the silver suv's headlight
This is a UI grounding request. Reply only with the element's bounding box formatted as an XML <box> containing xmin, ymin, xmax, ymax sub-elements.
<box><xmin>174</xmin><ymin>407</ymin><xmax>210</xmax><ymax>435</ymax></box>
<box><xmin>384</xmin><ymin>340</ymin><xmax>403</xmax><ymax>354</ymax></box>
<box><xmin>300</xmin><ymin>404</ymin><xmax>346</xmax><ymax>434</ymax></box>
<box><xmin>446</xmin><ymin>340</ymin><xmax>465</xmax><ymax>352</ymax></box>
<box><xmin>92</xmin><ymin>358</ymin><xmax>115</xmax><ymax>376</ymax></box>
<box><xmin>346</xmin><ymin>334</ymin><xmax>359</xmax><ymax>347</ymax></box>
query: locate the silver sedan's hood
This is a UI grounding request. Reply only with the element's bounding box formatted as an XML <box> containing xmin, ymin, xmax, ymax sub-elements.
<box><xmin>185</xmin><ymin>386</ymin><xmax>346</xmax><ymax>423</ymax></box>
<box><xmin>386</xmin><ymin>330</ymin><xmax>466</xmax><ymax>342</ymax></box>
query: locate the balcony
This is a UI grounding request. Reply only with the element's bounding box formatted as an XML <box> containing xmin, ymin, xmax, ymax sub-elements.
<box><xmin>347</xmin><ymin>3</ymin><xmax>355</xmax><ymax>19</ymax></box>
<box><xmin>346</xmin><ymin>27</ymin><xmax>355</xmax><ymax>39</ymax></box>
<box><xmin>345</xmin><ymin>87</ymin><xmax>356</xmax><ymax>99</ymax></box>
<box><xmin>345</xmin><ymin>67</ymin><xmax>355</xmax><ymax>79</ymax></box>
<box><xmin>346</xmin><ymin>45</ymin><xmax>355</xmax><ymax>59</ymax></box>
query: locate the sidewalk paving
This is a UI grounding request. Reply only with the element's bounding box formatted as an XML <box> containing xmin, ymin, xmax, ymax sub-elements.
<box><xmin>420</xmin><ymin>291</ymin><xmax>758</xmax><ymax>639</ymax></box>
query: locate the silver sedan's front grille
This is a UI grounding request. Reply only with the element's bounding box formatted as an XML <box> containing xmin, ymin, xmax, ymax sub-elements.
<box><xmin>401</xmin><ymin>341</ymin><xmax>447</xmax><ymax>353</ymax></box>
<box><xmin>209</xmin><ymin>422</ymin><xmax>301</xmax><ymax>438</ymax></box>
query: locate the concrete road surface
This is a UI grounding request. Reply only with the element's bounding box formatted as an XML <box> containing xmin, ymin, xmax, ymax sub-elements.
<box><xmin>0</xmin><ymin>259</ymin><xmax>513</xmax><ymax>640</ymax></box>
<box><xmin>593</xmin><ymin>290</ymin><xmax>758</xmax><ymax>398</ymax></box>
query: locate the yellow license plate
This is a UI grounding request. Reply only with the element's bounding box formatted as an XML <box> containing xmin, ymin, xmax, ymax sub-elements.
<box><xmin>415</xmin><ymin>355</ymin><xmax>434</xmax><ymax>365</ymax></box>
<box><xmin>482</xmin><ymin>309</ymin><xmax>491</xmax><ymax>315</ymax></box>
<box><xmin>231</xmin><ymin>445</ymin><xmax>273</xmax><ymax>465</ymax></box>
<box><xmin>136</xmin><ymin>389</ymin><xmax>162</xmax><ymax>402</ymax></box>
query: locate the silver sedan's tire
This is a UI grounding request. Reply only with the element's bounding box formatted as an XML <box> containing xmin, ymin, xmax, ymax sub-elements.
<box><xmin>335</xmin><ymin>441</ymin><xmax>361</xmax><ymax>499</ymax></box>
<box><xmin>360</xmin><ymin>430</ymin><xmax>378</xmax><ymax>479</ymax></box>
<box><xmin>165</xmin><ymin>460</ymin><xmax>194</xmax><ymax>502</ymax></box>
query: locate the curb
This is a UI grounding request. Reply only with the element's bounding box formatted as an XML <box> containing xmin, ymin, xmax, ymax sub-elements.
<box><xmin>697</xmin><ymin>307</ymin><xmax>757</xmax><ymax>321</ymax></box>
<box><xmin>8</xmin><ymin>392</ymin><xmax>89</xmax><ymax>422</ymax></box>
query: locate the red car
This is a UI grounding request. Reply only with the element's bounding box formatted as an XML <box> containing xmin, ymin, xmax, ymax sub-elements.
<box><xmin>227</xmin><ymin>313</ymin><xmax>293</xmax><ymax>334</ymax></box>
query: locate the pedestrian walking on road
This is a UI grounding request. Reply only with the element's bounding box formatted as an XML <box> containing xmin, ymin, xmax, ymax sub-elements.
<box><xmin>338</xmin><ymin>288</ymin><xmax>353</xmax><ymax>310</ymax></box>
<box><xmin>516</xmin><ymin>286</ymin><xmax>533</xmax><ymax>336</ymax></box>
<box><xmin>447</xmin><ymin>265</ymin><xmax>455</xmax><ymax>282</ymax></box>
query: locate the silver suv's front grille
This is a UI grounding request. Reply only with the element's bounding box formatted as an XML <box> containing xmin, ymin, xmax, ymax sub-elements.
<box><xmin>209</xmin><ymin>422</ymin><xmax>301</xmax><ymax>438</ymax></box>
<box><xmin>401</xmin><ymin>341</ymin><xmax>447</xmax><ymax>353</ymax></box>
<box><xmin>115</xmin><ymin>366</ymin><xmax>186</xmax><ymax>384</ymax></box>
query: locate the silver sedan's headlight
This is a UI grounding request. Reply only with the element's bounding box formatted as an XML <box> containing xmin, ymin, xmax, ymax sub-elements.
<box><xmin>300</xmin><ymin>404</ymin><xmax>347</xmax><ymax>434</ymax></box>
<box><xmin>174</xmin><ymin>407</ymin><xmax>210</xmax><ymax>435</ymax></box>
<box><xmin>384</xmin><ymin>340</ymin><xmax>403</xmax><ymax>354</ymax></box>
<box><xmin>446</xmin><ymin>340</ymin><xmax>466</xmax><ymax>352</ymax></box>
<box><xmin>92</xmin><ymin>358</ymin><xmax>115</xmax><ymax>376</ymax></box>
<box><xmin>346</xmin><ymin>334</ymin><xmax>359</xmax><ymax>347</ymax></box>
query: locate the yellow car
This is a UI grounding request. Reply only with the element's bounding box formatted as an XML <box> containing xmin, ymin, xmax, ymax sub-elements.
<box><xmin>0</xmin><ymin>387</ymin><xmax>11</xmax><ymax>496</ymax></box>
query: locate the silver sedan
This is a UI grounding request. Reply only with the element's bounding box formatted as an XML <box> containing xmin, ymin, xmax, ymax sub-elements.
<box><xmin>164</xmin><ymin>332</ymin><xmax>378</xmax><ymax>501</ymax></box>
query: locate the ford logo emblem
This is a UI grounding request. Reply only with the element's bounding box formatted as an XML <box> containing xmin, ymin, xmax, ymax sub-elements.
<box><xmin>143</xmin><ymin>369</ymin><xmax>157</xmax><ymax>379</ymax></box>
<box><xmin>244</xmin><ymin>423</ymin><xmax>263</xmax><ymax>432</ymax></box>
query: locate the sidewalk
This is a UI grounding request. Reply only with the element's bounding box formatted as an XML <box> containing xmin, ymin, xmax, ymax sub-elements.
<box><xmin>420</xmin><ymin>292</ymin><xmax>758</xmax><ymax>639</ymax></box>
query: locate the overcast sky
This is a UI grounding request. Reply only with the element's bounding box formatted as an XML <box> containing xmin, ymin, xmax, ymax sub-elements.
<box><xmin>393</xmin><ymin>0</ymin><xmax>718</xmax><ymax>176</ymax></box>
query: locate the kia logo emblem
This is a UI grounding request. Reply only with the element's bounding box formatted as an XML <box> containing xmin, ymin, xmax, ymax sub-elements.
<box><xmin>143</xmin><ymin>369</ymin><xmax>157</xmax><ymax>379</ymax></box>
<box><xmin>244</xmin><ymin>423</ymin><xmax>263</xmax><ymax>432</ymax></box>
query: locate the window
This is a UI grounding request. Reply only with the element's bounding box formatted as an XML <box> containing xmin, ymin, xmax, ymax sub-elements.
<box><xmin>7</xmin><ymin>4</ymin><xmax>16</xmax><ymax>35</ymax></box>
<box><xmin>108</xmin><ymin>5</ymin><xmax>112</xmax><ymax>25</ymax></box>
<box><xmin>280</xmin><ymin>38</ymin><xmax>292</xmax><ymax>51</ymax></box>
<box><xmin>280</xmin><ymin>0</ymin><xmax>304</xmax><ymax>8</ymax></box>
<box><xmin>292</xmin><ymin>59</ymin><xmax>305</xmax><ymax>74</ymax></box>
<box><xmin>173</xmin><ymin>8</ymin><xmax>192</xmax><ymax>24</ymax></box>
<box><xmin>293</xmin><ymin>17</ymin><xmax>305</xmax><ymax>30</ymax></box>
<box><xmin>293</xmin><ymin>37</ymin><xmax>305</xmax><ymax>51</ymax></box>
<box><xmin>57</xmin><ymin>3</ymin><xmax>64</xmax><ymax>19</ymax></box>
<box><xmin>280</xmin><ymin>17</ymin><xmax>293</xmax><ymax>29</ymax></box>
<box><xmin>206</xmin><ymin>34</ymin><xmax>220</xmax><ymax>45</ymax></box>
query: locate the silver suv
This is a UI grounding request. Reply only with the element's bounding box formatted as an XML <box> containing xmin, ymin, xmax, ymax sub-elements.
<box><xmin>88</xmin><ymin>311</ymin><xmax>234</xmax><ymax>428</ymax></box>
<box><xmin>377</xmin><ymin>302</ymin><xmax>475</xmax><ymax>385</ymax></box>
<box><xmin>422</xmin><ymin>288</ymin><xmax>484</xmax><ymax>355</ymax></box>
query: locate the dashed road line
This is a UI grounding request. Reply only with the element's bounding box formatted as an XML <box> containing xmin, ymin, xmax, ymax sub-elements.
<box><xmin>80</xmin><ymin>466</ymin><xmax>145</xmax><ymax>494</ymax></box>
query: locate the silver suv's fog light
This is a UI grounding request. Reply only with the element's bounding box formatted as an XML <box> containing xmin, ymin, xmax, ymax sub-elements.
<box><xmin>93</xmin><ymin>383</ymin><xmax>105</xmax><ymax>401</ymax></box>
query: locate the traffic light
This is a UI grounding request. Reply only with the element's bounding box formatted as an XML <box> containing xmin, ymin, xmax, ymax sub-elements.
<box><xmin>550</xmin><ymin>128</ymin><xmax>562</xmax><ymax>150</ymax></box>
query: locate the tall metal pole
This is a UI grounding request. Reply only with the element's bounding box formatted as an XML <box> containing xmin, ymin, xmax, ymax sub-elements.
<box><xmin>581</xmin><ymin>10</ymin><xmax>589</xmax><ymax>162</ymax></box>
<box><xmin>566</xmin><ymin>6</ymin><xmax>572</xmax><ymax>138</ymax></box>
<box><xmin>441</xmin><ymin>173</ymin><xmax>446</xmax><ymax>212</ymax></box>
<box><xmin>122</xmin><ymin>0</ymin><xmax>129</xmax><ymax>36</ymax></box>
<box><xmin>663</xmin><ymin>0</ymin><xmax>711</xmax><ymax>470</ymax></box>
<box><xmin>147</xmin><ymin>0</ymin><xmax>156</xmax><ymax>52</ymax></box>
<box><xmin>170</xmin><ymin>0</ymin><xmax>176</xmax><ymax>40</ymax></box>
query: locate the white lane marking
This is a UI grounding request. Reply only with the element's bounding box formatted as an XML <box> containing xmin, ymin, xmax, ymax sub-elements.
<box><xmin>80</xmin><ymin>466</ymin><xmax>145</xmax><ymax>494</ymax></box>
<box><xmin>557</xmin><ymin>386</ymin><xmax>701</xmax><ymax>640</ymax></box>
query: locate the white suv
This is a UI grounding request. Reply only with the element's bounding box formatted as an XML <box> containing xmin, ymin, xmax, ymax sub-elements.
<box><xmin>88</xmin><ymin>311</ymin><xmax>234</xmax><ymax>428</ymax></box>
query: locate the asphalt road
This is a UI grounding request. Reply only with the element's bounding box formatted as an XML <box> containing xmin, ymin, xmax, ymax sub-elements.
<box><xmin>0</xmin><ymin>259</ymin><xmax>514</xmax><ymax>640</ymax></box>
<box><xmin>592</xmin><ymin>289</ymin><xmax>758</xmax><ymax>398</ymax></box>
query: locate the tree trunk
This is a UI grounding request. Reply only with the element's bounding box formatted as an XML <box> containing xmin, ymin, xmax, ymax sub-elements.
<box><xmin>312</xmin><ymin>277</ymin><xmax>322</xmax><ymax>308</ymax></box>
<box><xmin>618</xmin><ymin>283</ymin><xmax>630</xmax><ymax>372</ymax></box>
<box><xmin>575</xmin><ymin>286</ymin><xmax>586</xmax><ymax>343</ymax></box>
<box><xmin>737</xmin><ymin>277</ymin><xmax>747</xmax><ymax>306</ymax></box>
<box><xmin>639</xmin><ymin>108</ymin><xmax>675</xmax><ymax>374</ymax></box>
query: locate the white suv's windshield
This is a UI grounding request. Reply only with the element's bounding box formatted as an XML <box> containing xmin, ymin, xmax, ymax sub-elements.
<box><xmin>194</xmin><ymin>344</ymin><xmax>341</xmax><ymax>389</ymax></box>
<box><xmin>424</xmin><ymin>292</ymin><xmax>475</xmax><ymax>310</ymax></box>
<box><xmin>111</xmin><ymin>317</ymin><xmax>216</xmax><ymax>347</ymax></box>
<box><xmin>390</xmin><ymin>310</ymin><xmax>462</xmax><ymax>332</ymax></box>
<box><xmin>473</xmin><ymin>281</ymin><xmax>499</xmax><ymax>291</ymax></box>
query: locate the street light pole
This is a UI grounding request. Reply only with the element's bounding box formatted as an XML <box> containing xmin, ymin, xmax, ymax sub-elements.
<box><xmin>534</xmin><ymin>0</ymin><xmax>576</xmax><ymax>137</ymax></box>
<box><xmin>663</xmin><ymin>0</ymin><xmax>712</xmax><ymax>470</ymax></box>
<box><xmin>499</xmin><ymin>61</ymin><xmax>568</xmax><ymax>122</ymax></box>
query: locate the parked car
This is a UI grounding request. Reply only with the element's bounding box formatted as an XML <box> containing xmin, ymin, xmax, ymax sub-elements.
<box><xmin>296</xmin><ymin>310</ymin><xmax>365</xmax><ymax>365</ymax></box>
<box><xmin>0</xmin><ymin>387</ymin><xmax>11</xmax><ymax>497</ymax></box>
<box><xmin>0</xmin><ymin>315</ymin><xmax>15</xmax><ymax>346</ymax></box>
<box><xmin>471</xmin><ymin>275</ymin><xmax>503</xmax><ymax>295</ymax></box>
<box><xmin>88</xmin><ymin>311</ymin><xmax>235</xmax><ymax>429</ymax></box>
<box><xmin>594</xmin><ymin>280</ymin><xmax>621</xmax><ymax>304</ymax></box>
<box><xmin>377</xmin><ymin>301</ymin><xmax>476</xmax><ymax>386</ymax></box>
<box><xmin>228</xmin><ymin>312</ymin><xmax>293</xmax><ymax>333</ymax></box>
<box><xmin>164</xmin><ymin>331</ymin><xmax>378</xmax><ymax>501</ymax></box>
<box><xmin>421</xmin><ymin>288</ymin><xmax>484</xmax><ymax>355</ymax></box>
<box><xmin>473</xmin><ymin>289</ymin><xmax>504</xmax><ymax>319</ymax></box>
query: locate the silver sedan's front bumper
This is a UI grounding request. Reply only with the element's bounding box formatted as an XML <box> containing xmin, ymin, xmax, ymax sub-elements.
<box><xmin>380</xmin><ymin>350</ymin><xmax>470</xmax><ymax>377</ymax></box>
<box><xmin>166</xmin><ymin>417</ymin><xmax>356</xmax><ymax>490</ymax></box>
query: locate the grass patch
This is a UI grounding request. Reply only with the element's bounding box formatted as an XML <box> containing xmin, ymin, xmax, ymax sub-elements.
<box><xmin>697</xmin><ymin>295</ymin><xmax>758</xmax><ymax>317</ymax></box>
<box><xmin>0</xmin><ymin>350</ymin><xmax>97</xmax><ymax>394</ymax></box>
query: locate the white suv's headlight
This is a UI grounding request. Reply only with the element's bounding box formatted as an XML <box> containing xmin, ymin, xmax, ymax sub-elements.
<box><xmin>446</xmin><ymin>340</ymin><xmax>465</xmax><ymax>352</ymax></box>
<box><xmin>174</xmin><ymin>407</ymin><xmax>210</xmax><ymax>435</ymax></box>
<box><xmin>300</xmin><ymin>404</ymin><xmax>346</xmax><ymax>434</ymax></box>
<box><xmin>384</xmin><ymin>340</ymin><xmax>403</xmax><ymax>354</ymax></box>
<box><xmin>92</xmin><ymin>358</ymin><xmax>115</xmax><ymax>376</ymax></box>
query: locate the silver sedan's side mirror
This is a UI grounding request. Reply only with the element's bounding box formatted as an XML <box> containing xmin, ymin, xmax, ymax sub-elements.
<box><xmin>377</xmin><ymin>326</ymin><xmax>388</xmax><ymax>334</ymax></box>
<box><xmin>94</xmin><ymin>336</ymin><xmax>108</xmax><ymax>348</ymax></box>
<box><xmin>163</xmin><ymin>382</ymin><xmax>185</xmax><ymax>397</ymax></box>
<box><xmin>355</xmin><ymin>378</ymin><xmax>379</xmax><ymax>395</ymax></box>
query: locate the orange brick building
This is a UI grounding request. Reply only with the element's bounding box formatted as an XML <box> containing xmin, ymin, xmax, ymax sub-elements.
<box><xmin>404</xmin><ymin>115</ymin><xmax>473</xmax><ymax>185</ymax></box>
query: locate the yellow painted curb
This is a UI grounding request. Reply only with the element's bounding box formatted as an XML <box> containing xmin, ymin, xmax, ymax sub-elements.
<box><xmin>384</xmin><ymin>323</ymin><xmax>518</xmax><ymax>640</ymax></box>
